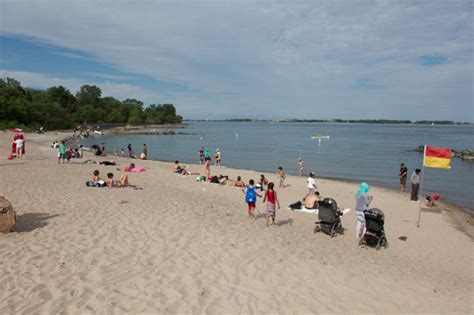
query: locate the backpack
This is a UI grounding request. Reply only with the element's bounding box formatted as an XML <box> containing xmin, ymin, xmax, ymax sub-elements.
<box><xmin>245</xmin><ymin>186</ymin><xmax>256</xmax><ymax>203</ymax></box>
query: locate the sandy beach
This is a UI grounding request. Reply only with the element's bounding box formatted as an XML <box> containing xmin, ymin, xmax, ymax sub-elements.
<box><xmin>0</xmin><ymin>131</ymin><xmax>473</xmax><ymax>314</ymax></box>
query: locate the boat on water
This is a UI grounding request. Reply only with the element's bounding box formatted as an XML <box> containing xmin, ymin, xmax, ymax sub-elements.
<box><xmin>93</xmin><ymin>126</ymin><xmax>104</xmax><ymax>135</ymax></box>
<box><xmin>311</xmin><ymin>135</ymin><xmax>330</xmax><ymax>139</ymax></box>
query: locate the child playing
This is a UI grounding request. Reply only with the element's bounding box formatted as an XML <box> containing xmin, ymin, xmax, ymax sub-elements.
<box><xmin>243</xmin><ymin>179</ymin><xmax>262</xmax><ymax>217</ymax></box>
<box><xmin>263</xmin><ymin>182</ymin><xmax>280</xmax><ymax>226</ymax></box>
<box><xmin>278</xmin><ymin>166</ymin><xmax>286</xmax><ymax>188</ymax></box>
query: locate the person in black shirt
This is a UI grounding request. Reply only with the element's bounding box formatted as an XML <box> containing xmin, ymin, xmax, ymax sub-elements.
<box><xmin>399</xmin><ymin>163</ymin><xmax>408</xmax><ymax>191</ymax></box>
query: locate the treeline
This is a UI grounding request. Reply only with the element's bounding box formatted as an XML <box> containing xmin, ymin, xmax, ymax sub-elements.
<box><xmin>0</xmin><ymin>77</ymin><xmax>183</xmax><ymax>130</ymax></box>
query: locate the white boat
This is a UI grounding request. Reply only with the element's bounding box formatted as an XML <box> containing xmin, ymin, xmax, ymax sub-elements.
<box><xmin>93</xmin><ymin>129</ymin><xmax>104</xmax><ymax>135</ymax></box>
<box><xmin>311</xmin><ymin>135</ymin><xmax>330</xmax><ymax>139</ymax></box>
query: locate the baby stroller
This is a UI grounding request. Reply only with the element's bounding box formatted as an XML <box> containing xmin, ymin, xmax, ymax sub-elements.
<box><xmin>361</xmin><ymin>208</ymin><xmax>388</xmax><ymax>250</ymax></box>
<box><xmin>314</xmin><ymin>198</ymin><xmax>344</xmax><ymax>237</ymax></box>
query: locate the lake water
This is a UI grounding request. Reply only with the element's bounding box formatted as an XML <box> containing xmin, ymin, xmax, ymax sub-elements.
<box><xmin>79</xmin><ymin>122</ymin><xmax>473</xmax><ymax>212</ymax></box>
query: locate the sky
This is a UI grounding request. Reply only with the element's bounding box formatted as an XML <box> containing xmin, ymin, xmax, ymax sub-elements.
<box><xmin>0</xmin><ymin>0</ymin><xmax>472</xmax><ymax>121</ymax></box>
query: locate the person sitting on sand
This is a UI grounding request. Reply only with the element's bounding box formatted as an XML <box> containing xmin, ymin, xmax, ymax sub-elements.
<box><xmin>86</xmin><ymin>170</ymin><xmax>106</xmax><ymax>187</ymax></box>
<box><xmin>92</xmin><ymin>170</ymin><xmax>106</xmax><ymax>186</ymax></box>
<box><xmin>105</xmin><ymin>172</ymin><xmax>130</xmax><ymax>188</ymax></box>
<box><xmin>305</xmin><ymin>191</ymin><xmax>321</xmax><ymax>209</ymax></box>
<box><xmin>234</xmin><ymin>176</ymin><xmax>246</xmax><ymax>188</ymax></box>
<box><xmin>92</xmin><ymin>170</ymin><xmax>101</xmax><ymax>182</ymax></box>
<box><xmin>174</xmin><ymin>160</ymin><xmax>190</xmax><ymax>176</ymax></box>
<box><xmin>125</xmin><ymin>163</ymin><xmax>136</xmax><ymax>172</ymax></box>
<box><xmin>425</xmin><ymin>193</ymin><xmax>440</xmax><ymax>207</ymax></box>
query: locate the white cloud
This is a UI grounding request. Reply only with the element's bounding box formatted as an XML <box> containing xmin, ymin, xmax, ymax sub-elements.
<box><xmin>1</xmin><ymin>0</ymin><xmax>472</xmax><ymax>120</ymax></box>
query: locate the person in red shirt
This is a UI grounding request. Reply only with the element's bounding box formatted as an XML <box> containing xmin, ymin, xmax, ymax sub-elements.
<box><xmin>425</xmin><ymin>193</ymin><xmax>440</xmax><ymax>207</ymax></box>
<box><xmin>263</xmin><ymin>182</ymin><xmax>281</xmax><ymax>227</ymax></box>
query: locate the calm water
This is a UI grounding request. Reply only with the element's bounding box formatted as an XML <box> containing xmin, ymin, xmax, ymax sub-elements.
<box><xmin>79</xmin><ymin>122</ymin><xmax>474</xmax><ymax>211</ymax></box>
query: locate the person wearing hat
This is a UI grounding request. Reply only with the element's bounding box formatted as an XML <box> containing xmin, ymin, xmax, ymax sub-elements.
<box><xmin>306</xmin><ymin>172</ymin><xmax>317</xmax><ymax>197</ymax></box>
<box><xmin>215</xmin><ymin>148</ymin><xmax>222</xmax><ymax>166</ymax></box>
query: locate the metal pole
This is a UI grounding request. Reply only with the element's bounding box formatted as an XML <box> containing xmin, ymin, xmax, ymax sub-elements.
<box><xmin>416</xmin><ymin>145</ymin><xmax>426</xmax><ymax>227</ymax></box>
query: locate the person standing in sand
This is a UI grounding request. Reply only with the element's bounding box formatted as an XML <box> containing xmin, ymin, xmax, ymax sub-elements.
<box><xmin>278</xmin><ymin>166</ymin><xmax>286</xmax><ymax>188</ymax></box>
<box><xmin>58</xmin><ymin>141</ymin><xmax>67</xmax><ymax>163</ymax></box>
<box><xmin>355</xmin><ymin>182</ymin><xmax>372</xmax><ymax>242</ymax></box>
<box><xmin>142</xmin><ymin>144</ymin><xmax>148</xmax><ymax>159</ymax></box>
<box><xmin>205</xmin><ymin>156</ymin><xmax>211</xmax><ymax>180</ymax></box>
<box><xmin>298</xmin><ymin>158</ymin><xmax>304</xmax><ymax>176</ymax></box>
<box><xmin>306</xmin><ymin>172</ymin><xmax>317</xmax><ymax>197</ymax></box>
<box><xmin>410</xmin><ymin>169</ymin><xmax>421</xmax><ymax>201</ymax></box>
<box><xmin>127</xmin><ymin>144</ymin><xmax>133</xmax><ymax>158</ymax></box>
<box><xmin>199</xmin><ymin>147</ymin><xmax>205</xmax><ymax>164</ymax></box>
<box><xmin>14</xmin><ymin>136</ymin><xmax>24</xmax><ymax>159</ymax></box>
<box><xmin>244</xmin><ymin>179</ymin><xmax>262</xmax><ymax>217</ymax></box>
<box><xmin>263</xmin><ymin>182</ymin><xmax>280</xmax><ymax>226</ymax></box>
<box><xmin>399</xmin><ymin>163</ymin><xmax>408</xmax><ymax>191</ymax></box>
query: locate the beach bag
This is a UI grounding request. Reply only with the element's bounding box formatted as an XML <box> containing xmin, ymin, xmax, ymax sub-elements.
<box><xmin>289</xmin><ymin>201</ymin><xmax>302</xmax><ymax>210</ymax></box>
<box><xmin>0</xmin><ymin>196</ymin><xmax>16</xmax><ymax>233</ymax></box>
<box><xmin>245</xmin><ymin>186</ymin><xmax>256</xmax><ymax>203</ymax></box>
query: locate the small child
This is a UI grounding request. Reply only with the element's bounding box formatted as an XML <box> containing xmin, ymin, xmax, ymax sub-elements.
<box><xmin>278</xmin><ymin>166</ymin><xmax>286</xmax><ymax>188</ymax></box>
<box><xmin>263</xmin><ymin>182</ymin><xmax>280</xmax><ymax>226</ymax></box>
<box><xmin>244</xmin><ymin>179</ymin><xmax>262</xmax><ymax>217</ymax></box>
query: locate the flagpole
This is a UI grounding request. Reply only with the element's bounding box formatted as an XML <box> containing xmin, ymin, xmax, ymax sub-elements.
<box><xmin>416</xmin><ymin>145</ymin><xmax>426</xmax><ymax>227</ymax></box>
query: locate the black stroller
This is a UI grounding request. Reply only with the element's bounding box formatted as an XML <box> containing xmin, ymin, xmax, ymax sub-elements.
<box><xmin>314</xmin><ymin>198</ymin><xmax>344</xmax><ymax>237</ymax></box>
<box><xmin>361</xmin><ymin>208</ymin><xmax>388</xmax><ymax>250</ymax></box>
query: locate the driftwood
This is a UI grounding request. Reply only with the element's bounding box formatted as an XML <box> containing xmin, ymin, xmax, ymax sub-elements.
<box><xmin>0</xmin><ymin>197</ymin><xmax>16</xmax><ymax>233</ymax></box>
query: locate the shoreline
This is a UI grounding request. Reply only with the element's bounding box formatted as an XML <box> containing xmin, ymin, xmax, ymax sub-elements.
<box><xmin>71</xmin><ymin>131</ymin><xmax>474</xmax><ymax>223</ymax></box>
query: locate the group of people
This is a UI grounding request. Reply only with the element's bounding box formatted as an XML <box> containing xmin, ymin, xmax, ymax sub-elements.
<box><xmin>88</xmin><ymin>169</ymin><xmax>132</xmax><ymax>188</ymax></box>
<box><xmin>199</xmin><ymin>147</ymin><xmax>222</xmax><ymax>166</ymax></box>
<box><xmin>399</xmin><ymin>163</ymin><xmax>439</xmax><ymax>206</ymax></box>
<box><xmin>57</xmin><ymin>141</ymin><xmax>83</xmax><ymax>163</ymax></box>
<box><xmin>121</xmin><ymin>143</ymin><xmax>148</xmax><ymax>160</ymax></box>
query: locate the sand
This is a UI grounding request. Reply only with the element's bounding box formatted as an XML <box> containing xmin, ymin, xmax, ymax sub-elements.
<box><xmin>0</xmin><ymin>131</ymin><xmax>472</xmax><ymax>314</ymax></box>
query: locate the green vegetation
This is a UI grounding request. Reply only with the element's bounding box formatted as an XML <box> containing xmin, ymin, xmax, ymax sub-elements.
<box><xmin>0</xmin><ymin>78</ymin><xmax>183</xmax><ymax>130</ymax></box>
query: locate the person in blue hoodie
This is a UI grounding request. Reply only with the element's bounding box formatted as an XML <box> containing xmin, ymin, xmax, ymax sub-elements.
<box><xmin>243</xmin><ymin>179</ymin><xmax>262</xmax><ymax>217</ymax></box>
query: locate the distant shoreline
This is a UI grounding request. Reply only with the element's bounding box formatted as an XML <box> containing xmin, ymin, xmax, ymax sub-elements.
<box><xmin>185</xmin><ymin>119</ymin><xmax>473</xmax><ymax>125</ymax></box>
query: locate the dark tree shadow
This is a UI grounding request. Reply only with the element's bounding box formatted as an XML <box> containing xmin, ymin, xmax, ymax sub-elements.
<box><xmin>275</xmin><ymin>218</ymin><xmax>293</xmax><ymax>226</ymax></box>
<box><xmin>13</xmin><ymin>213</ymin><xmax>59</xmax><ymax>232</ymax></box>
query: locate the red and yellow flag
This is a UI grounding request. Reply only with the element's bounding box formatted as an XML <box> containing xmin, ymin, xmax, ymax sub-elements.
<box><xmin>424</xmin><ymin>146</ymin><xmax>451</xmax><ymax>169</ymax></box>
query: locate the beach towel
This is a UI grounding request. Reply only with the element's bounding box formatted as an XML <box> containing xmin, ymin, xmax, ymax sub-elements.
<box><xmin>125</xmin><ymin>167</ymin><xmax>145</xmax><ymax>172</ymax></box>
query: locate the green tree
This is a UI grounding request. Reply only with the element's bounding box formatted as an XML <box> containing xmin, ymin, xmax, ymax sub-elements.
<box><xmin>76</xmin><ymin>85</ymin><xmax>101</xmax><ymax>108</ymax></box>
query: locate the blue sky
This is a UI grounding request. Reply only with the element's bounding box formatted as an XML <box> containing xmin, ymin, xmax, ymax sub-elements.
<box><xmin>1</xmin><ymin>0</ymin><xmax>472</xmax><ymax>121</ymax></box>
